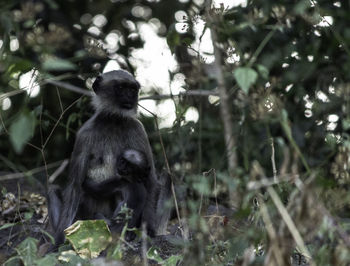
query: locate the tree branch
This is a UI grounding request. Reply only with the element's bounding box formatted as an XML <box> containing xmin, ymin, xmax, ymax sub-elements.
<box><xmin>43</xmin><ymin>79</ymin><xmax>93</xmax><ymax>96</ymax></box>
<box><xmin>205</xmin><ymin>0</ymin><xmax>237</xmax><ymax>176</ymax></box>
<box><xmin>139</xmin><ymin>90</ymin><xmax>219</xmax><ymax>100</ymax></box>
<box><xmin>0</xmin><ymin>160</ymin><xmax>66</xmax><ymax>181</ymax></box>
<box><xmin>43</xmin><ymin>78</ymin><xmax>219</xmax><ymax>100</ymax></box>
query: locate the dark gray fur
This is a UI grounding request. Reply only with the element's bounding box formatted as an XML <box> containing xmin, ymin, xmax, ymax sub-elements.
<box><xmin>47</xmin><ymin>70</ymin><xmax>170</xmax><ymax>248</ymax></box>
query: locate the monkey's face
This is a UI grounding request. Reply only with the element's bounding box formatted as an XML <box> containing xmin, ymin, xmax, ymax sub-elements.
<box><xmin>101</xmin><ymin>80</ymin><xmax>139</xmax><ymax>110</ymax></box>
<box><xmin>92</xmin><ymin>70</ymin><xmax>140</xmax><ymax>111</ymax></box>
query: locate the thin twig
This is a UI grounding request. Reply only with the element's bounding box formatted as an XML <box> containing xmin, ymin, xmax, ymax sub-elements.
<box><xmin>141</xmin><ymin>222</ymin><xmax>149</xmax><ymax>266</ymax></box>
<box><xmin>0</xmin><ymin>232</ymin><xmax>21</xmax><ymax>250</ymax></box>
<box><xmin>45</xmin><ymin>78</ymin><xmax>219</xmax><ymax>100</ymax></box>
<box><xmin>0</xmin><ymin>90</ymin><xmax>25</xmax><ymax>101</ymax></box>
<box><xmin>0</xmin><ymin>111</ymin><xmax>8</xmax><ymax>134</ymax></box>
<box><xmin>26</xmin><ymin>142</ymin><xmax>42</xmax><ymax>152</ymax></box>
<box><xmin>267</xmin><ymin>187</ymin><xmax>314</xmax><ymax>265</ymax></box>
<box><xmin>119</xmin><ymin>235</ymin><xmax>138</xmax><ymax>251</ymax></box>
<box><xmin>270</xmin><ymin>138</ymin><xmax>278</xmax><ymax>183</ymax></box>
<box><xmin>56</xmin><ymin>87</ymin><xmax>64</xmax><ymax>113</ymax></box>
<box><xmin>39</xmin><ymin>97</ymin><xmax>44</xmax><ymax>147</ymax></box>
<box><xmin>16</xmin><ymin>183</ymin><xmax>26</xmax><ymax>232</ymax></box>
<box><xmin>0</xmin><ymin>160</ymin><xmax>65</xmax><ymax>181</ymax></box>
<box><xmin>202</xmin><ymin>169</ymin><xmax>220</xmax><ymax>214</ymax></box>
<box><xmin>138</xmin><ymin>103</ymin><xmax>183</xmax><ymax>236</ymax></box>
<box><xmin>48</xmin><ymin>159</ymin><xmax>69</xmax><ymax>183</ymax></box>
<box><xmin>40</xmin><ymin>149</ymin><xmax>49</xmax><ymax>183</ymax></box>
<box><xmin>257</xmin><ymin>196</ymin><xmax>285</xmax><ymax>266</ymax></box>
<box><xmin>213</xmin><ymin>169</ymin><xmax>219</xmax><ymax>213</ymax></box>
<box><xmin>139</xmin><ymin>90</ymin><xmax>219</xmax><ymax>101</ymax></box>
<box><xmin>199</xmin><ymin>168</ymin><xmax>218</xmax><ymax>214</ymax></box>
<box><xmin>198</xmin><ymin>175</ymin><xmax>204</xmax><ymax>215</ymax></box>
<box><xmin>280</xmin><ymin>118</ymin><xmax>311</xmax><ymax>174</ymax></box>
<box><xmin>247</xmin><ymin>28</ymin><xmax>277</xmax><ymax>67</ymax></box>
<box><xmin>43</xmin><ymin>79</ymin><xmax>93</xmax><ymax>96</ymax></box>
<box><xmin>42</xmin><ymin>97</ymin><xmax>82</xmax><ymax>149</ymax></box>
<box><xmin>247</xmin><ymin>174</ymin><xmax>299</xmax><ymax>190</ymax></box>
<box><xmin>0</xmin><ymin>78</ymin><xmax>219</xmax><ymax>101</ymax></box>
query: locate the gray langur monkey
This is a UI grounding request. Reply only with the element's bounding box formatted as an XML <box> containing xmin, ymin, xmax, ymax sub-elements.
<box><xmin>47</xmin><ymin>70</ymin><xmax>171</xmax><ymax>248</ymax></box>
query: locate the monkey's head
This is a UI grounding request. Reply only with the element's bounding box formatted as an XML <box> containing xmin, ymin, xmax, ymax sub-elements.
<box><xmin>92</xmin><ymin>70</ymin><xmax>141</xmax><ymax>117</ymax></box>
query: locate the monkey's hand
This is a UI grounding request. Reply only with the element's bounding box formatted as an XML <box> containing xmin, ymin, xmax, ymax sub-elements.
<box><xmin>117</xmin><ymin>149</ymin><xmax>150</xmax><ymax>183</ymax></box>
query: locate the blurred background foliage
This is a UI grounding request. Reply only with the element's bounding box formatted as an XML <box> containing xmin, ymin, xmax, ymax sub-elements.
<box><xmin>1</xmin><ymin>0</ymin><xmax>350</xmax><ymax>265</ymax></box>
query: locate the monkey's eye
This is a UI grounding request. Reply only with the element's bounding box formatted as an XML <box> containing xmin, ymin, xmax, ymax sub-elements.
<box><xmin>113</xmin><ymin>84</ymin><xmax>123</xmax><ymax>92</ymax></box>
<box><xmin>117</xmin><ymin>83</ymin><xmax>127</xmax><ymax>90</ymax></box>
<box><xmin>130</xmin><ymin>84</ymin><xmax>139</xmax><ymax>92</ymax></box>
<box><xmin>130</xmin><ymin>87</ymin><xmax>138</xmax><ymax>93</ymax></box>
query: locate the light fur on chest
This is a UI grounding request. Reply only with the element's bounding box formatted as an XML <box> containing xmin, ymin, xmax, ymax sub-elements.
<box><xmin>87</xmin><ymin>154</ymin><xmax>115</xmax><ymax>182</ymax></box>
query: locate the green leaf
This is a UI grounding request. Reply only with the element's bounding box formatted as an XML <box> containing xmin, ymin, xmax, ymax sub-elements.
<box><xmin>16</xmin><ymin>237</ymin><xmax>39</xmax><ymax>266</ymax></box>
<box><xmin>229</xmin><ymin>237</ymin><xmax>249</xmax><ymax>258</ymax></box>
<box><xmin>3</xmin><ymin>255</ymin><xmax>21</xmax><ymax>266</ymax></box>
<box><xmin>42</xmin><ymin>58</ymin><xmax>77</xmax><ymax>72</ymax></box>
<box><xmin>23</xmin><ymin>20</ymin><xmax>35</xmax><ymax>28</ymax></box>
<box><xmin>342</xmin><ymin>118</ymin><xmax>350</xmax><ymax>130</ymax></box>
<box><xmin>234</xmin><ymin>67</ymin><xmax>258</xmax><ymax>94</ymax></box>
<box><xmin>24</xmin><ymin>211</ymin><xmax>33</xmax><ymax>220</ymax></box>
<box><xmin>6</xmin><ymin>59</ymin><xmax>33</xmax><ymax>76</ymax></box>
<box><xmin>182</xmin><ymin>36</ymin><xmax>194</xmax><ymax>46</ymax></box>
<box><xmin>147</xmin><ymin>247</ymin><xmax>164</xmax><ymax>263</ymax></box>
<box><xmin>0</xmin><ymin>13</ymin><xmax>15</xmax><ymax>34</ymax></box>
<box><xmin>9</xmin><ymin>112</ymin><xmax>36</xmax><ymax>154</ymax></box>
<box><xmin>57</xmin><ymin>250</ymin><xmax>86</xmax><ymax>264</ymax></box>
<box><xmin>74</xmin><ymin>50</ymin><xmax>87</xmax><ymax>59</ymax></box>
<box><xmin>0</xmin><ymin>223</ymin><xmax>17</xmax><ymax>230</ymax></box>
<box><xmin>193</xmin><ymin>178</ymin><xmax>211</xmax><ymax>196</ymax></box>
<box><xmin>43</xmin><ymin>0</ymin><xmax>59</xmax><ymax>10</ymax></box>
<box><xmin>166</xmin><ymin>24</ymin><xmax>181</xmax><ymax>54</ymax></box>
<box><xmin>66</xmin><ymin>113</ymin><xmax>77</xmax><ymax>140</ymax></box>
<box><xmin>65</xmin><ymin>220</ymin><xmax>112</xmax><ymax>259</ymax></box>
<box><xmin>280</xmin><ymin>109</ymin><xmax>292</xmax><ymax>138</ymax></box>
<box><xmin>293</xmin><ymin>0</ymin><xmax>311</xmax><ymax>15</ymax></box>
<box><xmin>147</xmin><ymin>247</ymin><xmax>182</xmax><ymax>266</ymax></box>
<box><xmin>164</xmin><ymin>255</ymin><xmax>183</xmax><ymax>266</ymax></box>
<box><xmin>35</xmin><ymin>254</ymin><xmax>58</xmax><ymax>266</ymax></box>
<box><xmin>325</xmin><ymin>133</ymin><xmax>337</xmax><ymax>148</ymax></box>
<box><xmin>39</xmin><ymin>229</ymin><xmax>56</xmax><ymax>245</ymax></box>
<box><xmin>108</xmin><ymin>223</ymin><xmax>128</xmax><ymax>260</ymax></box>
<box><xmin>256</xmin><ymin>64</ymin><xmax>269</xmax><ymax>79</ymax></box>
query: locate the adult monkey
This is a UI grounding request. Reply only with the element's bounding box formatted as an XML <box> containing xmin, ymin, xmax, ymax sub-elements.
<box><xmin>48</xmin><ymin>70</ymin><xmax>170</xmax><ymax>248</ymax></box>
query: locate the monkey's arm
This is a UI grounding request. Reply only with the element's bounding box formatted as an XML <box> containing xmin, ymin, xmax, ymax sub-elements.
<box><xmin>82</xmin><ymin>174</ymin><xmax>129</xmax><ymax>196</ymax></box>
<box><xmin>117</xmin><ymin>149</ymin><xmax>151</xmax><ymax>183</ymax></box>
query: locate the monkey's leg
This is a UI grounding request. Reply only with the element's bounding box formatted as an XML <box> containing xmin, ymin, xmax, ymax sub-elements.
<box><xmin>111</xmin><ymin>183</ymin><xmax>147</xmax><ymax>240</ymax></box>
<box><xmin>94</xmin><ymin>213</ymin><xmax>113</xmax><ymax>226</ymax></box>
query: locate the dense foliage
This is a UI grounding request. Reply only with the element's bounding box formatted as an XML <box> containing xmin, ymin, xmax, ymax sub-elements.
<box><xmin>1</xmin><ymin>0</ymin><xmax>349</xmax><ymax>265</ymax></box>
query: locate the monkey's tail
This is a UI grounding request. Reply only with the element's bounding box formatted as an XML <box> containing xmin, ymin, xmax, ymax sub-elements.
<box><xmin>155</xmin><ymin>171</ymin><xmax>172</xmax><ymax>235</ymax></box>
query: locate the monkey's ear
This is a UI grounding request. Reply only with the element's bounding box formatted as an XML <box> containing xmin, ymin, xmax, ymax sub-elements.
<box><xmin>92</xmin><ymin>75</ymin><xmax>102</xmax><ymax>93</ymax></box>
